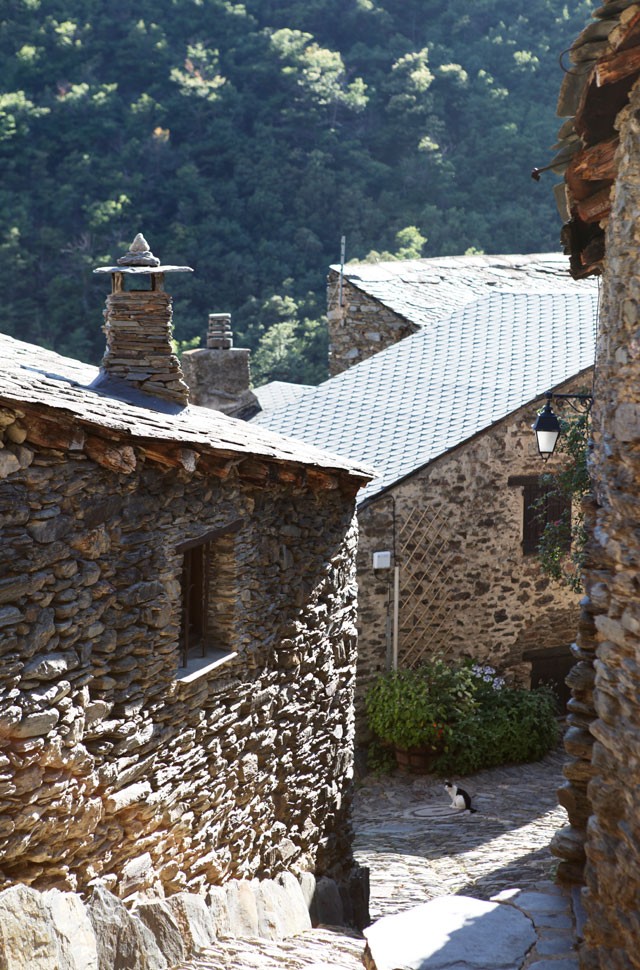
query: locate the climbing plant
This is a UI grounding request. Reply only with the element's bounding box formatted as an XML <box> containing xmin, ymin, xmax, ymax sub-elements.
<box><xmin>536</xmin><ymin>408</ymin><xmax>591</xmax><ymax>592</ymax></box>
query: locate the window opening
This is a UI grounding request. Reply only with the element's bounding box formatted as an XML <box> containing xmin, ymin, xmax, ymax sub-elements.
<box><xmin>509</xmin><ymin>476</ymin><xmax>571</xmax><ymax>556</ymax></box>
<box><xmin>181</xmin><ymin>539</ymin><xmax>212</xmax><ymax>666</ymax></box>
<box><xmin>177</xmin><ymin>519</ymin><xmax>242</xmax><ymax>671</ymax></box>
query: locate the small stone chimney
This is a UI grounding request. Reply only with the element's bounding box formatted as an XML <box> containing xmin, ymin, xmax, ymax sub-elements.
<box><xmin>181</xmin><ymin>313</ymin><xmax>260</xmax><ymax>419</ymax></box>
<box><xmin>93</xmin><ymin>233</ymin><xmax>192</xmax><ymax>406</ymax></box>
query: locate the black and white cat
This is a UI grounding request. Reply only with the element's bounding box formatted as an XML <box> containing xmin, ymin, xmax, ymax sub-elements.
<box><xmin>444</xmin><ymin>781</ymin><xmax>477</xmax><ymax>813</ymax></box>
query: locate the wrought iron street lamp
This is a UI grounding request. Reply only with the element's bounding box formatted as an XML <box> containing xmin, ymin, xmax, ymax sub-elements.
<box><xmin>532</xmin><ymin>391</ymin><xmax>593</xmax><ymax>461</ymax></box>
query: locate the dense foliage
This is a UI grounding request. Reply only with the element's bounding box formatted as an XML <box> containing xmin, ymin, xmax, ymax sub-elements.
<box><xmin>437</xmin><ymin>677</ymin><xmax>559</xmax><ymax>775</ymax></box>
<box><xmin>365</xmin><ymin>659</ymin><xmax>558</xmax><ymax>776</ymax></box>
<box><xmin>1</xmin><ymin>0</ymin><xmax>594</xmax><ymax>381</ymax></box>
<box><xmin>365</xmin><ymin>656</ymin><xmax>480</xmax><ymax>751</ymax></box>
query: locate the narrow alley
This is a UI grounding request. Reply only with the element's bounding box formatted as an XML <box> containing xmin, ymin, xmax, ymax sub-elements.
<box><xmin>179</xmin><ymin>746</ymin><xmax>580</xmax><ymax>969</ymax></box>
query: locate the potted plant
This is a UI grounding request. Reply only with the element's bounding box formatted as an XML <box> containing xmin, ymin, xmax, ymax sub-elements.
<box><xmin>364</xmin><ymin>658</ymin><xmax>477</xmax><ymax>773</ymax></box>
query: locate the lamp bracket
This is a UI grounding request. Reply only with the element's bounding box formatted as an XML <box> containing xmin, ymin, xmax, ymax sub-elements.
<box><xmin>543</xmin><ymin>391</ymin><xmax>593</xmax><ymax>415</ymax></box>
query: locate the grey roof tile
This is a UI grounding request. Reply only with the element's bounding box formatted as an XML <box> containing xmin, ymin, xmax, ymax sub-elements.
<box><xmin>254</xmin><ymin>289</ymin><xmax>597</xmax><ymax>504</ymax></box>
<box><xmin>253</xmin><ymin>380</ymin><xmax>312</xmax><ymax>411</ymax></box>
<box><xmin>331</xmin><ymin>253</ymin><xmax>597</xmax><ymax>331</ymax></box>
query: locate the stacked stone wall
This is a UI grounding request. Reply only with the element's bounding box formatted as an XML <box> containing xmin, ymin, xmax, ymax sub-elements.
<box><xmin>0</xmin><ymin>404</ymin><xmax>360</xmax><ymax>899</ymax></box>
<box><xmin>573</xmin><ymin>81</ymin><xmax>640</xmax><ymax>970</ymax></box>
<box><xmin>327</xmin><ymin>272</ymin><xmax>419</xmax><ymax>376</ymax></box>
<box><xmin>550</xmin><ymin>497</ymin><xmax>601</xmax><ymax>886</ymax></box>
<box><xmin>354</xmin><ymin>388</ymin><xmax>587</xmax><ymax>737</ymax></box>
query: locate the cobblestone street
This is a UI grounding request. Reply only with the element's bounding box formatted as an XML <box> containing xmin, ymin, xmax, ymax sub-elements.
<box><xmin>355</xmin><ymin>746</ymin><xmax>566</xmax><ymax>921</ymax></box>
<box><xmin>179</xmin><ymin>746</ymin><xmax>569</xmax><ymax>968</ymax></box>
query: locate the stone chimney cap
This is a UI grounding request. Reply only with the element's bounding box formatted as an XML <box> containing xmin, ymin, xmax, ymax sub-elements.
<box><xmin>93</xmin><ymin>232</ymin><xmax>193</xmax><ymax>276</ymax></box>
<box><xmin>117</xmin><ymin>232</ymin><xmax>160</xmax><ymax>266</ymax></box>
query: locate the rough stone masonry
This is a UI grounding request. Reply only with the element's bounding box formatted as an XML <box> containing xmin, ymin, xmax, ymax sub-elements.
<box><xmin>0</xmin><ymin>228</ymin><xmax>372</xmax><ymax>921</ymax></box>
<box><xmin>574</xmin><ymin>78</ymin><xmax>640</xmax><ymax>970</ymax></box>
<box><xmin>0</xmin><ymin>396</ymin><xmax>365</xmax><ymax>900</ymax></box>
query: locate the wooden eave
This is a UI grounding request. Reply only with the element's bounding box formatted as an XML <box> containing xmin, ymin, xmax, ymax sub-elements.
<box><xmin>567</xmin><ymin>136</ymin><xmax>618</xmax><ymax>185</ymax></box>
<box><xmin>558</xmin><ymin>3</ymin><xmax>640</xmax><ymax>277</ymax></box>
<box><xmin>0</xmin><ymin>393</ymin><xmax>371</xmax><ymax>498</ymax></box>
<box><xmin>574</xmin><ymin>70</ymin><xmax>637</xmax><ymax>144</ymax></box>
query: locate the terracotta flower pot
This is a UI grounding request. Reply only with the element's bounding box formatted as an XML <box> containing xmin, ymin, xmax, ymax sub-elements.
<box><xmin>394</xmin><ymin>745</ymin><xmax>440</xmax><ymax>774</ymax></box>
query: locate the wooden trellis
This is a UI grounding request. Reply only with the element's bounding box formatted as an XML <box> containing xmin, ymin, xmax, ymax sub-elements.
<box><xmin>396</xmin><ymin>505</ymin><xmax>457</xmax><ymax>667</ymax></box>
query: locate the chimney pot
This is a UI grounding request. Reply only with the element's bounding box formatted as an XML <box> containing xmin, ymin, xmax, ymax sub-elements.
<box><xmin>182</xmin><ymin>313</ymin><xmax>260</xmax><ymax>419</ymax></box>
<box><xmin>207</xmin><ymin>313</ymin><xmax>233</xmax><ymax>350</ymax></box>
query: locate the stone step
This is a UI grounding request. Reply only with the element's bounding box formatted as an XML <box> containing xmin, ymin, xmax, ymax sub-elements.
<box><xmin>176</xmin><ymin>926</ymin><xmax>365</xmax><ymax>969</ymax></box>
<box><xmin>363</xmin><ymin>894</ymin><xmax>536</xmax><ymax>970</ymax></box>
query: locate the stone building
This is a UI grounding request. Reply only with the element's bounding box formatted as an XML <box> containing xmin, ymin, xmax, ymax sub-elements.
<box><xmin>542</xmin><ymin>3</ymin><xmax>640</xmax><ymax>968</ymax></box>
<box><xmin>0</xmin><ymin>235</ymin><xmax>372</xmax><ymax>908</ymax></box>
<box><xmin>254</xmin><ymin>269</ymin><xmax>598</xmax><ymax>734</ymax></box>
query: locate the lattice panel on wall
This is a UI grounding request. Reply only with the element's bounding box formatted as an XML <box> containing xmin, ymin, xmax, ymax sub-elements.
<box><xmin>396</xmin><ymin>505</ymin><xmax>457</xmax><ymax>667</ymax></box>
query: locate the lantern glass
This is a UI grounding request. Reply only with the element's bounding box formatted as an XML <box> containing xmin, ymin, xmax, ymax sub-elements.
<box><xmin>535</xmin><ymin>427</ymin><xmax>560</xmax><ymax>460</ymax></box>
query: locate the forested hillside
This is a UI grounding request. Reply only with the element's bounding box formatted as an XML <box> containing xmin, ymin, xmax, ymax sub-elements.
<box><xmin>1</xmin><ymin>0</ymin><xmax>594</xmax><ymax>383</ymax></box>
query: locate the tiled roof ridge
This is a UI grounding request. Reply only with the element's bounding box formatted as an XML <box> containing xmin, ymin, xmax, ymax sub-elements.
<box><xmin>328</xmin><ymin>253</ymin><xmax>596</xmax><ymax>339</ymax></box>
<box><xmin>328</xmin><ymin>255</ymin><xmax>596</xmax><ymax>332</ymax></box>
<box><xmin>330</xmin><ymin>250</ymin><xmax>567</xmax><ymax>265</ymax></box>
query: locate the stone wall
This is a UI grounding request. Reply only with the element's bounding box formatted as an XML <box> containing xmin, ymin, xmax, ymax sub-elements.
<box><xmin>550</xmin><ymin>497</ymin><xmax>600</xmax><ymax>887</ymax></box>
<box><xmin>0</xmin><ymin>402</ymin><xmax>362</xmax><ymax>900</ymax></box>
<box><xmin>354</xmin><ymin>386</ymin><xmax>588</xmax><ymax>737</ymax></box>
<box><xmin>0</xmin><ymin>871</ymin><xmax>361</xmax><ymax>969</ymax></box>
<box><xmin>181</xmin><ymin>347</ymin><xmax>259</xmax><ymax>418</ymax></box>
<box><xmin>327</xmin><ymin>271</ymin><xmax>419</xmax><ymax>376</ymax></box>
<box><xmin>574</xmin><ymin>81</ymin><xmax>640</xmax><ymax>970</ymax></box>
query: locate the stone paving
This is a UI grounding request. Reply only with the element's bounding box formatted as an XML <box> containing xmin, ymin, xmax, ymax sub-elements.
<box><xmin>179</xmin><ymin>745</ymin><xmax>581</xmax><ymax>969</ymax></box>
<box><xmin>355</xmin><ymin>746</ymin><xmax>568</xmax><ymax>919</ymax></box>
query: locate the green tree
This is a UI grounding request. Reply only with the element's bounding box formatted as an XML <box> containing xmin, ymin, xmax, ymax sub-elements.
<box><xmin>0</xmin><ymin>0</ymin><xmax>595</xmax><ymax>379</ymax></box>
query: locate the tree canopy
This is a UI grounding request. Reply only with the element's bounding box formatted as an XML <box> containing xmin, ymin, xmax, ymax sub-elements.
<box><xmin>0</xmin><ymin>0</ymin><xmax>594</xmax><ymax>382</ymax></box>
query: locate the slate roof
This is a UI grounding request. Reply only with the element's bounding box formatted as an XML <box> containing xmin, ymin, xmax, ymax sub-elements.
<box><xmin>0</xmin><ymin>333</ymin><xmax>372</xmax><ymax>480</ymax></box>
<box><xmin>253</xmin><ymin>289</ymin><xmax>598</xmax><ymax>504</ymax></box>
<box><xmin>331</xmin><ymin>253</ymin><xmax>595</xmax><ymax>331</ymax></box>
<box><xmin>253</xmin><ymin>381</ymin><xmax>312</xmax><ymax>411</ymax></box>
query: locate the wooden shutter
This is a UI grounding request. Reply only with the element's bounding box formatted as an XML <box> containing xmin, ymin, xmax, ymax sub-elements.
<box><xmin>510</xmin><ymin>476</ymin><xmax>572</xmax><ymax>556</ymax></box>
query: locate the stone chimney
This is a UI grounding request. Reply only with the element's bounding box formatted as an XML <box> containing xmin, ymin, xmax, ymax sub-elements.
<box><xmin>181</xmin><ymin>313</ymin><xmax>260</xmax><ymax>419</ymax></box>
<box><xmin>93</xmin><ymin>233</ymin><xmax>192</xmax><ymax>406</ymax></box>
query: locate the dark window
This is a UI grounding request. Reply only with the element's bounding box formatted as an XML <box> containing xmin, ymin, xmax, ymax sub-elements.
<box><xmin>181</xmin><ymin>538</ymin><xmax>212</xmax><ymax>666</ymax></box>
<box><xmin>176</xmin><ymin>520</ymin><xmax>243</xmax><ymax>670</ymax></box>
<box><xmin>523</xmin><ymin>645</ymin><xmax>574</xmax><ymax>711</ymax></box>
<box><xmin>509</xmin><ymin>476</ymin><xmax>571</xmax><ymax>556</ymax></box>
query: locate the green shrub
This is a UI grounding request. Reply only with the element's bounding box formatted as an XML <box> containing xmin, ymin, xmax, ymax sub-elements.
<box><xmin>434</xmin><ymin>684</ymin><xmax>559</xmax><ymax>775</ymax></box>
<box><xmin>365</xmin><ymin>658</ymin><xmax>559</xmax><ymax>775</ymax></box>
<box><xmin>364</xmin><ymin>658</ymin><xmax>478</xmax><ymax>752</ymax></box>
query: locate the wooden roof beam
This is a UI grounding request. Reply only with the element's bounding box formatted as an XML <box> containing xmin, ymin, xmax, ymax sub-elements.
<box><xmin>568</xmin><ymin>136</ymin><xmax>619</xmax><ymax>182</ymax></box>
<box><xmin>575</xmin><ymin>184</ymin><xmax>613</xmax><ymax>223</ymax></box>
<box><xmin>596</xmin><ymin>44</ymin><xmax>640</xmax><ymax>86</ymax></box>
